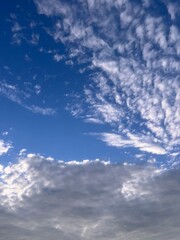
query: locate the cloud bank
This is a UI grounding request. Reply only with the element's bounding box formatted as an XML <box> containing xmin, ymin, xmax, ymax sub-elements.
<box><xmin>0</xmin><ymin>154</ymin><xmax>180</xmax><ymax>239</ymax></box>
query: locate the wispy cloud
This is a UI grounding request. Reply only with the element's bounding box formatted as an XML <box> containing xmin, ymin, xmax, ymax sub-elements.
<box><xmin>0</xmin><ymin>81</ymin><xmax>56</xmax><ymax>116</ymax></box>
<box><xmin>99</xmin><ymin>132</ymin><xmax>167</xmax><ymax>155</ymax></box>
<box><xmin>0</xmin><ymin>154</ymin><xmax>179</xmax><ymax>239</ymax></box>
<box><xmin>26</xmin><ymin>105</ymin><xmax>56</xmax><ymax>115</ymax></box>
<box><xmin>84</xmin><ymin>117</ymin><xmax>104</xmax><ymax>124</ymax></box>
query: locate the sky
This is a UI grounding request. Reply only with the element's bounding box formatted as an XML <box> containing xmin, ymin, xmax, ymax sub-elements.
<box><xmin>0</xmin><ymin>0</ymin><xmax>180</xmax><ymax>239</ymax></box>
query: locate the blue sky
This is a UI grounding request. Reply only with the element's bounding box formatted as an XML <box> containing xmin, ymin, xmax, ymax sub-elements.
<box><xmin>0</xmin><ymin>0</ymin><xmax>180</xmax><ymax>239</ymax></box>
<box><xmin>0</xmin><ymin>0</ymin><xmax>179</xmax><ymax>166</ymax></box>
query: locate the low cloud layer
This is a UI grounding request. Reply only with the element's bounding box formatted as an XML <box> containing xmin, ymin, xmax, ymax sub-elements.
<box><xmin>0</xmin><ymin>155</ymin><xmax>179</xmax><ymax>239</ymax></box>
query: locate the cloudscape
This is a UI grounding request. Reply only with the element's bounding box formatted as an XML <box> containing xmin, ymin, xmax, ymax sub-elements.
<box><xmin>0</xmin><ymin>0</ymin><xmax>179</xmax><ymax>239</ymax></box>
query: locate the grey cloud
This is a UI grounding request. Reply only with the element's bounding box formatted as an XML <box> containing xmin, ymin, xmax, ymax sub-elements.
<box><xmin>0</xmin><ymin>155</ymin><xmax>180</xmax><ymax>239</ymax></box>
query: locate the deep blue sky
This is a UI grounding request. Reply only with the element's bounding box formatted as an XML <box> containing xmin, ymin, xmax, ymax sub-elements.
<box><xmin>0</xmin><ymin>0</ymin><xmax>179</xmax><ymax>166</ymax></box>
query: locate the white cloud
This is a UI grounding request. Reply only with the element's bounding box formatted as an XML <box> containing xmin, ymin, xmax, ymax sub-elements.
<box><xmin>0</xmin><ymin>139</ymin><xmax>12</xmax><ymax>156</ymax></box>
<box><xmin>19</xmin><ymin>148</ymin><xmax>27</xmax><ymax>156</ymax></box>
<box><xmin>0</xmin><ymin>155</ymin><xmax>179</xmax><ymax>239</ymax></box>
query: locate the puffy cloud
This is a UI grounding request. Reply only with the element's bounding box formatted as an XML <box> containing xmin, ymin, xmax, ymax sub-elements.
<box><xmin>33</xmin><ymin>0</ymin><xmax>180</xmax><ymax>155</ymax></box>
<box><xmin>0</xmin><ymin>154</ymin><xmax>180</xmax><ymax>239</ymax></box>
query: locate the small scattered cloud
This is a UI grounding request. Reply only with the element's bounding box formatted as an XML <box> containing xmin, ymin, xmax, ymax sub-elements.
<box><xmin>29</xmin><ymin>33</ymin><xmax>39</xmax><ymax>45</ymax></box>
<box><xmin>53</xmin><ymin>53</ymin><xmax>64</xmax><ymax>62</ymax></box>
<box><xmin>2</xmin><ymin>132</ymin><xmax>9</xmax><ymax>136</ymax></box>
<box><xmin>11</xmin><ymin>21</ymin><xmax>22</xmax><ymax>33</ymax></box>
<box><xmin>19</xmin><ymin>148</ymin><xmax>27</xmax><ymax>156</ymax></box>
<box><xmin>34</xmin><ymin>84</ymin><xmax>41</xmax><ymax>95</ymax></box>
